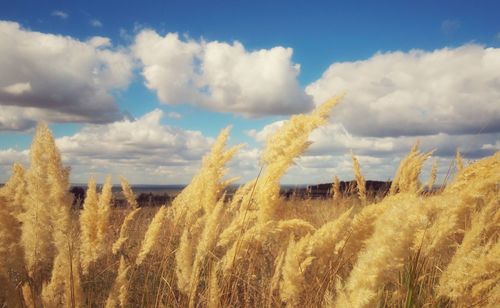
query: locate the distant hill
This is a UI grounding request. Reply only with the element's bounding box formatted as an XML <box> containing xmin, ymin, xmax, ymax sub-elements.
<box><xmin>282</xmin><ymin>180</ymin><xmax>392</xmax><ymax>199</ymax></box>
<box><xmin>2</xmin><ymin>181</ymin><xmax>394</xmax><ymax>208</ymax></box>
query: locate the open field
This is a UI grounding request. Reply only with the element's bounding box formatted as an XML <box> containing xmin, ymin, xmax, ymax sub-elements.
<box><xmin>0</xmin><ymin>97</ymin><xmax>499</xmax><ymax>307</ymax></box>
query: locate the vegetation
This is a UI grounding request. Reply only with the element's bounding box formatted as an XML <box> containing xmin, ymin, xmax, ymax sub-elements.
<box><xmin>0</xmin><ymin>96</ymin><xmax>499</xmax><ymax>307</ymax></box>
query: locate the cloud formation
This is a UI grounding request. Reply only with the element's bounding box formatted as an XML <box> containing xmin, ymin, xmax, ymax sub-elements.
<box><xmin>0</xmin><ymin>109</ymin><xmax>218</xmax><ymax>183</ymax></box>
<box><xmin>133</xmin><ymin>30</ymin><xmax>313</xmax><ymax>117</ymax></box>
<box><xmin>0</xmin><ymin>148</ymin><xmax>28</xmax><ymax>166</ymax></box>
<box><xmin>1</xmin><ymin>23</ymin><xmax>498</xmax><ymax>184</ymax></box>
<box><xmin>250</xmin><ymin>119</ymin><xmax>499</xmax><ymax>156</ymax></box>
<box><xmin>306</xmin><ymin>45</ymin><xmax>500</xmax><ymax>138</ymax></box>
<box><xmin>0</xmin><ymin>21</ymin><xmax>133</xmax><ymax>131</ymax></box>
<box><xmin>247</xmin><ymin>118</ymin><xmax>500</xmax><ymax>183</ymax></box>
<box><xmin>54</xmin><ymin>109</ymin><xmax>214</xmax><ymax>183</ymax></box>
<box><xmin>249</xmin><ymin>46</ymin><xmax>500</xmax><ymax>183</ymax></box>
<box><xmin>249</xmin><ymin>42</ymin><xmax>500</xmax><ymax>182</ymax></box>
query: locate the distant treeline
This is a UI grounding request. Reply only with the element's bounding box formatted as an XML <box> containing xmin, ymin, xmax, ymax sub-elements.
<box><xmin>283</xmin><ymin>180</ymin><xmax>392</xmax><ymax>199</ymax></box>
<box><xmin>68</xmin><ymin>180</ymin><xmax>394</xmax><ymax>208</ymax></box>
<box><xmin>69</xmin><ymin>186</ymin><xmax>173</xmax><ymax>208</ymax></box>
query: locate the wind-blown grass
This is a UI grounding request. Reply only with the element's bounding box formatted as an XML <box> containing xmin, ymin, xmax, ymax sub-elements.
<box><xmin>0</xmin><ymin>97</ymin><xmax>498</xmax><ymax>308</ymax></box>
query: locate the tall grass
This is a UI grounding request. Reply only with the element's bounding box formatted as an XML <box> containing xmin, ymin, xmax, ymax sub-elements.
<box><xmin>0</xmin><ymin>97</ymin><xmax>499</xmax><ymax>307</ymax></box>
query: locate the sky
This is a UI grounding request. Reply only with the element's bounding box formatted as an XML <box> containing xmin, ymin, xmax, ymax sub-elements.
<box><xmin>0</xmin><ymin>0</ymin><xmax>499</xmax><ymax>184</ymax></box>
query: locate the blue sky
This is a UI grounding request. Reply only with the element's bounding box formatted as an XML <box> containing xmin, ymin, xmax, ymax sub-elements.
<box><xmin>0</xmin><ymin>0</ymin><xmax>499</xmax><ymax>184</ymax></box>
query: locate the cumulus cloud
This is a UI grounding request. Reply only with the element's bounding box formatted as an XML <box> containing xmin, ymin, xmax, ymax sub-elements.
<box><xmin>250</xmin><ymin>118</ymin><xmax>498</xmax><ymax>156</ymax></box>
<box><xmin>2</xmin><ymin>108</ymin><xmax>496</xmax><ymax>185</ymax></box>
<box><xmin>247</xmin><ymin>116</ymin><xmax>499</xmax><ymax>183</ymax></box>
<box><xmin>57</xmin><ymin>109</ymin><xmax>209</xmax><ymax>159</ymax></box>
<box><xmin>54</xmin><ymin>109</ymin><xmax>215</xmax><ymax>183</ymax></box>
<box><xmin>246</xmin><ymin>120</ymin><xmax>285</xmax><ymax>142</ymax></box>
<box><xmin>2</xmin><ymin>29</ymin><xmax>498</xmax><ymax>185</ymax></box>
<box><xmin>0</xmin><ymin>21</ymin><xmax>133</xmax><ymax>131</ymax></box>
<box><xmin>277</xmin><ymin>44</ymin><xmax>500</xmax><ymax>183</ymax></box>
<box><xmin>306</xmin><ymin>45</ymin><xmax>500</xmax><ymax>138</ymax></box>
<box><xmin>51</xmin><ymin>10</ymin><xmax>68</xmax><ymax>19</ymax></box>
<box><xmin>0</xmin><ymin>148</ymin><xmax>28</xmax><ymax>180</ymax></box>
<box><xmin>133</xmin><ymin>29</ymin><xmax>313</xmax><ymax>117</ymax></box>
<box><xmin>0</xmin><ymin>148</ymin><xmax>28</xmax><ymax>166</ymax></box>
<box><xmin>481</xmin><ymin>141</ymin><xmax>500</xmax><ymax>151</ymax></box>
<box><xmin>0</xmin><ymin>109</ymin><xmax>219</xmax><ymax>183</ymax></box>
<box><xmin>87</xmin><ymin>36</ymin><xmax>111</xmax><ymax>48</ymax></box>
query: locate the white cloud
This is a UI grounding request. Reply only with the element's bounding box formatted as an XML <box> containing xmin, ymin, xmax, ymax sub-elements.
<box><xmin>306</xmin><ymin>45</ymin><xmax>500</xmax><ymax>138</ymax></box>
<box><xmin>481</xmin><ymin>141</ymin><xmax>500</xmax><ymax>151</ymax></box>
<box><xmin>2</xmin><ymin>107</ymin><xmax>496</xmax><ymax>184</ymax></box>
<box><xmin>2</xmin><ymin>82</ymin><xmax>31</xmax><ymax>95</ymax></box>
<box><xmin>273</xmin><ymin>152</ymin><xmax>401</xmax><ymax>185</ymax></box>
<box><xmin>1</xmin><ymin>28</ymin><xmax>498</xmax><ymax>185</ymax></box>
<box><xmin>0</xmin><ymin>109</ymin><xmax>219</xmax><ymax>183</ymax></box>
<box><xmin>247</xmin><ymin>117</ymin><xmax>499</xmax><ymax>183</ymax></box>
<box><xmin>250</xmin><ymin>118</ymin><xmax>500</xmax><ymax>156</ymax></box>
<box><xmin>133</xmin><ymin>29</ymin><xmax>313</xmax><ymax>117</ymax></box>
<box><xmin>51</xmin><ymin>10</ymin><xmax>68</xmax><ymax>19</ymax></box>
<box><xmin>246</xmin><ymin>120</ymin><xmax>285</xmax><ymax>142</ymax></box>
<box><xmin>53</xmin><ymin>109</ymin><xmax>215</xmax><ymax>183</ymax></box>
<box><xmin>87</xmin><ymin>36</ymin><xmax>111</xmax><ymax>48</ymax></box>
<box><xmin>286</xmin><ymin>44</ymin><xmax>500</xmax><ymax>182</ymax></box>
<box><xmin>0</xmin><ymin>148</ymin><xmax>28</xmax><ymax>166</ymax></box>
<box><xmin>0</xmin><ymin>106</ymin><xmax>73</xmax><ymax>131</ymax></box>
<box><xmin>0</xmin><ymin>148</ymin><xmax>29</xmax><ymax>180</ymax></box>
<box><xmin>90</xmin><ymin>19</ymin><xmax>103</xmax><ymax>28</ymax></box>
<box><xmin>0</xmin><ymin>21</ymin><xmax>133</xmax><ymax>131</ymax></box>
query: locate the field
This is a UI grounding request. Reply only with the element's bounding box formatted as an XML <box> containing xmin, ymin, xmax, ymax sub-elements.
<box><xmin>0</xmin><ymin>96</ymin><xmax>499</xmax><ymax>308</ymax></box>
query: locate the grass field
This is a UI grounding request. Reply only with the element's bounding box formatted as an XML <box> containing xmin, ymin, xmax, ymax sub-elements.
<box><xmin>0</xmin><ymin>97</ymin><xmax>499</xmax><ymax>307</ymax></box>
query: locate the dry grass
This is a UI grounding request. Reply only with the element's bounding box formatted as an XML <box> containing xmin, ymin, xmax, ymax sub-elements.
<box><xmin>0</xmin><ymin>96</ymin><xmax>499</xmax><ymax>308</ymax></box>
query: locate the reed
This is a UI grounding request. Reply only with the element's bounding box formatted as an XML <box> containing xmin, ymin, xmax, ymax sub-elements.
<box><xmin>0</xmin><ymin>99</ymin><xmax>498</xmax><ymax>308</ymax></box>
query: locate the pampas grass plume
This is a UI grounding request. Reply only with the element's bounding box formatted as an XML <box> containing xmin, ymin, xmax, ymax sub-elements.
<box><xmin>351</xmin><ymin>152</ymin><xmax>366</xmax><ymax>202</ymax></box>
